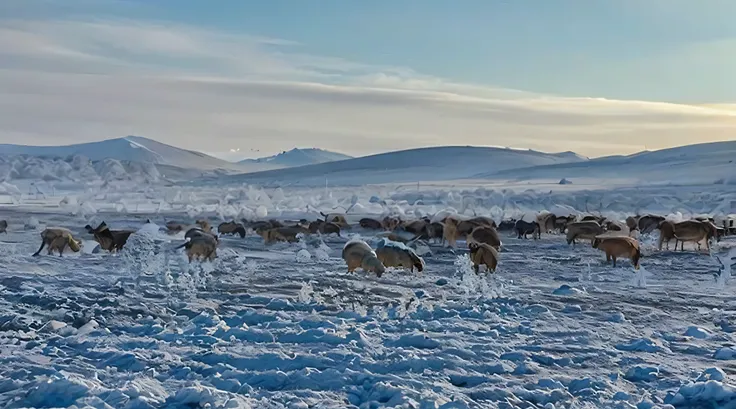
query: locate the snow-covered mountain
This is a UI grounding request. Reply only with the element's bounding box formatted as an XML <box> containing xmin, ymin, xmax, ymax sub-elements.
<box><xmin>0</xmin><ymin>136</ymin><xmax>265</xmax><ymax>172</ymax></box>
<box><xmin>484</xmin><ymin>140</ymin><xmax>736</xmax><ymax>185</ymax></box>
<box><xmin>217</xmin><ymin>146</ymin><xmax>589</xmax><ymax>186</ymax></box>
<box><xmin>239</xmin><ymin>148</ymin><xmax>352</xmax><ymax>168</ymax></box>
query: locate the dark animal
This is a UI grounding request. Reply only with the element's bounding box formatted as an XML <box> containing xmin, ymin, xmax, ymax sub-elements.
<box><xmin>359</xmin><ymin>218</ymin><xmax>383</xmax><ymax>230</ymax></box>
<box><xmin>218</xmin><ymin>221</ymin><xmax>246</xmax><ymax>238</ymax></box>
<box><xmin>514</xmin><ymin>219</ymin><xmax>540</xmax><ymax>239</ymax></box>
<box><xmin>84</xmin><ymin>221</ymin><xmax>135</xmax><ymax>252</ymax></box>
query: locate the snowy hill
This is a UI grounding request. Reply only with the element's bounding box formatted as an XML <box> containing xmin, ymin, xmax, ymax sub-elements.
<box><xmin>239</xmin><ymin>148</ymin><xmax>353</xmax><ymax>168</ymax></box>
<box><xmin>0</xmin><ymin>136</ymin><xmax>267</xmax><ymax>172</ymax></box>
<box><xmin>483</xmin><ymin>140</ymin><xmax>736</xmax><ymax>185</ymax></box>
<box><xmin>217</xmin><ymin>146</ymin><xmax>589</xmax><ymax>186</ymax></box>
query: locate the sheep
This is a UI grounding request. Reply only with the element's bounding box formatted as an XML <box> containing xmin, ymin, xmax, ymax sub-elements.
<box><xmin>342</xmin><ymin>240</ymin><xmax>386</xmax><ymax>277</ymax></box>
<box><xmin>566</xmin><ymin>221</ymin><xmax>605</xmax><ymax>246</ymax></box>
<box><xmin>468</xmin><ymin>241</ymin><xmax>499</xmax><ymax>273</ymax></box>
<box><xmin>375</xmin><ymin>238</ymin><xmax>425</xmax><ymax>273</ymax></box>
<box><xmin>592</xmin><ymin>236</ymin><xmax>641</xmax><ymax>269</ymax></box>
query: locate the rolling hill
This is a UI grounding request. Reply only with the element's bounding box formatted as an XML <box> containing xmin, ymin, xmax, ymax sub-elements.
<box><xmin>0</xmin><ymin>136</ymin><xmax>270</xmax><ymax>172</ymax></box>
<box><xmin>216</xmin><ymin>146</ymin><xmax>590</xmax><ymax>186</ymax></box>
<box><xmin>481</xmin><ymin>140</ymin><xmax>736</xmax><ymax>185</ymax></box>
<box><xmin>239</xmin><ymin>148</ymin><xmax>353</xmax><ymax>168</ymax></box>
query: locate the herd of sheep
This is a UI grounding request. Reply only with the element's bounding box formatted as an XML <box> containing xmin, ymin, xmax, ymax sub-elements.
<box><xmin>14</xmin><ymin>208</ymin><xmax>730</xmax><ymax>278</ymax></box>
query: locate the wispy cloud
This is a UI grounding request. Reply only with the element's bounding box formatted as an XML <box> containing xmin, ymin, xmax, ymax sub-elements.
<box><xmin>0</xmin><ymin>11</ymin><xmax>734</xmax><ymax>159</ymax></box>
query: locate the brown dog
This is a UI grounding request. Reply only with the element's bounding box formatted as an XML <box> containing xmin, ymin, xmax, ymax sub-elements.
<box><xmin>468</xmin><ymin>242</ymin><xmax>499</xmax><ymax>273</ymax></box>
<box><xmin>592</xmin><ymin>236</ymin><xmax>641</xmax><ymax>269</ymax></box>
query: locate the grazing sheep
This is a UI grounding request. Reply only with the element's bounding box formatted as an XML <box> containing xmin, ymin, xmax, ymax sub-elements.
<box><xmin>427</xmin><ymin>222</ymin><xmax>445</xmax><ymax>244</ymax></box>
<box><xmin>468</xmin><ymin>242</ymin><xmax>499</xmax><ymax>273</ymax></box>
<box><xmin>566</xmin><ymin>221</ymin><xmax>605</xmax><ymax>246</ymax></box>
<box><xmin>514</xmin><ymin>219</ymin><xmax>540</xmax><ymax>239</ymax></box>
<box><xmin>320</xmin><ymin>212</ymin><xmax>350</xmax><ymax>228</ymax></box>
<box><xmin>258</xmin><ymin>226</ymin><xmax>308</xmax><ymax>244</ymax></box>
<box><xmin>165</xmin><ymin>221</ymin><xmax>187</xmax><ymax>232</ymax></box>
<box><xmin>309</xmin><ymin>220</ymin><xmax>341</xmax><ymax>236</ymax></box>
<box><xmin>592</xmin><ymin>236</ymin><xmax>641</xmax><ymax>269</ymax></box>
<box><xmin>555</xmin><ymin>215</ymin><xmax>576</xmax><ymax>234</ymax></box>
<box><xmin>84</xmin><ymin>221</ymin><xmax>135</xmax><ymax>253</ymax></box>
<box><xmin>359</xmin><ymin>218</ymin><xmax>383</xmax><ymax>230</ymax></box>
<box><xmin>218</xmin><ymin>221</ymin><xmax>246</xmax><ymax>238</ymax></box>
<box><xmin>0</xmin><ymin>220</ymin><xmax>7</xmax><ymax>234</ymax></box>
<box><xmin>195</xmin><ymin>219</ymin><xmax>212</xmax><ymax>233</ymax></box>
<box><xmin>402</xmin><ymin>219</ymin><xmax>430</xmax><ymax>237</ymax></box>
<box><xmin>497</xmin><ymin>218</ymin><xmax>517</xmax><ymax>232</ymax></box>
<box><xmin>443</xmin><ymin>216</ymin><xmax>461</xmax><ymax>248</ymax></box>
<box><xmin>33</xmin><ymin>227</ymin><xmax>82</xmax><ymax>257</ymax></box>
<box><xmin>457</xmin><ymin>216</ymin><xmax>497</xmax><ymax>236</ymax></box>
<box><xmin>375</xmin><ymin>238</ymin><xmax>425</xmax><ymax>273</ymax></box>
<box><xmin>657</xmin><ymin>220</ymin><xmax>676</xmax><ymax>250</ymax></box>
<box><xmin>382</xmin><ymin>216</ymin><xmax>401</xmax><ymax>231</ymax></box>
<box><xmin>537</xmin><ymin>212</ymin><xmax>556</xmax><ymax>234</ymax></box>
<box><xmin>342</xmin><ymin>240</ymin><xmax>386</xmax><ymax>277</ymax></box>
<box><xmin>176</xmin><ymin>233</ymin><xmax>218</xmax><ymax>263</ymax></box>
<box><xmin>626</xmin><ymin>216</ymin><xmax>639</xmax><ymax>232</ymax></box>
<box><xmin>185</xmin><ymin>227</ymin><xmax>219</xmax><ymax>243</ymax></box>
<box><xmin>637</xmin><ymin>215</ymin><xmax>666</xmax><ymax>235</ymax></box>
<box><xmin>468</xmin><ymin>226</ymin><xmax>502</xmax><ymax>250</ymax></box>
<box><xmin>673</xmin><ymin>220</ymin><xmax>717</xmax><ymax>251</ymax></box>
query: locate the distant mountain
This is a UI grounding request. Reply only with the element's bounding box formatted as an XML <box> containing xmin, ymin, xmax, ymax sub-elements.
<box><xmin>0</xmin><ymin>136</ymin><xmax>270</xmax><ymax>172</ymax></box>
<box><xmin>483</xmin><ymin>140</ymin><xmax>736</xmax><ymax>185</ymax></box>
<box><xmin>239</xmin><ymin>148</ymin><xmax>353</xmax><ymax>168</ymax></box>
<box><xmin>217</xmin><ymin>145</ymin><xmax>589</xmax><ymax>186</ymax></box>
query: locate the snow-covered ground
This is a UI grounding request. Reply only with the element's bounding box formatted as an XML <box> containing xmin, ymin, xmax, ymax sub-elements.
<box><xmin>1</xmin><ymin>177</ymin><xmax>736</xmax><ymax>408</ymax></box>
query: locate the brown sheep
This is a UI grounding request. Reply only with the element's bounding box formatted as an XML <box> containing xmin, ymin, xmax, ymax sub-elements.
<box><xmin>309</xmin><ymin>220</ymin><xmax>341</xmax><ymax>236</ymax></box>
<box><xmin>176</xmin><ymin>233</ymin><xmax>218</xmax><ymax>263</ymax></box>
<box><xmin>427</xmin><ymin>222</ymin><xmax>445</xmax><ymax>244</ymax></box>
<box><xmin>258</xmin><ymin>226</ymin><xmax>309</xmax><ymax>244</ymax></box>
<box><xmin>537</xmin><ymin>212</ymin><xmax>557</xmax><ymax>234</ymax></box>
<box><xmin>375</xmin><ymin>239</ymin><xmax>425</xmax><ymax>273</ymax></box>
<box><xmin>592</xmin><ymin>236</ymin><xmax>641</xmax><ymax>269</ymax></box>
<box><xmin>33</xmin><ymin>227</ymin><xmax>82</xmax><ymax>257</ymax></box>
<box><xmin>342</xmin><ymin>240</ymin><xmax>386</xmax><ymax>277</ymax></box>
<box><xmin>359</xmin><ymin>218</ymin><xmax>383</xmax><ymax>230</ymax></box>
<box><xmin>673</xmin><ymin>220</ymin><xmax>717</xmax><ymax>251</ymax></box>
<box><xmin>218</xmin><ymin>221</ymin><xmax>246</xmax><ymax>238</ymax></box>
<box><xmin>84</xmin><ymin>221</ymin><xmax>135</xmax><ymax>253</ymax></box>
<box><xmin>638</xmin><ymin>215</ymin><xmax>666</xmax><ymax>234</ymax></box>
<box><xmin>468</xmin><ymin>242</ymin><xmax>499</xmax><ymax>273</ymax></box>
<box><xmin>467</xmin><ymin>226</ymin><xmax>502</xmax><ymax>250</ymax></box>
<box><xmin>566</xmin><ymin>221</ymin><xmax>605</xmax><ymax>246</ymax></box>
<box><xmin>382</xmin><ymin>216</ymin><xmax>401</xmax><ymax>231</ymax></box>
<box><xmin>320</xmin><ymin>212</ymin><xmax>350</xmax><ymax>228</ymax></box>
<box><xmin>457</xmin><ymin>216</ymin><xmax>497</xmax><ymax>236</ymax></box>
<box><xmin>626</xmin><ymin>216</ymin><xmax>639</xmax><ymax>232</ymax></box>
<box><xmin>657</xmin><ymin>220</ymin><xmax>676</xmax><ymax>250</ymax></box>
<box><xmin>165</xmin><ymin>221</ymin><xmax>187</xmax><ymax>233</ymax></box>
<box><xmin>443</xmin><ymin>216</ymin><xmax>461</xmax><ymax>248</ymax></box>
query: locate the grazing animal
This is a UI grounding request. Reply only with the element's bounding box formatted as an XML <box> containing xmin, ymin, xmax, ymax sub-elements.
<box><xmin>359</xmin><ymin>218</ymin><xmax>383</xmax><ymax>230</ymax></box>
<box><xmin>443</xmin><ymin>216</ymin><xmax>461</xmax><ymax>248</ymax></box>
<box><xmin>626</xmin><ymin>216</ymin><xmax>639</xmax><ymax>233</ymax></box>
<box><xmin>218</xmin><ymin>221</ymin><xmax>246</xmax><ymax>238</ymax></box>
<box><xmin>457</xmin><ymin>216</ymin><xmax>497</xmax><ymax>236</ymax></box>
<box><xmin>468</xmin><ymin>226</ymin><xmax>502</xmax><ymax>250</ymax></box>
<box><xmin>309</xmin><ymin>220</ymin><xmax>341</xmax><ymax>236</ymax></box>
<box><xmin>514</xmin><ymin>219</ymin><xmax>540</xmax><ymax>239</ymax></box>
<box><xmin>84</xmin><ymin>222</ymin><xmax>135</xmax><ymax>252</ymax></box>
<box><xmin>537</xmin><ymin>212</ymin><xmax>557</xmax><ymax>234</ymax></box>
<box><xmin>195</xmin><ymin>219</ymin><xmax>212</xmax><ymax>233</ymax></box>
<box><xmin>259</xmin><ymin>226</ymin><xmax>308</xmax><ymax>244</ymax></box>
<box><xmin>566</xmin><ymin>221</ymin><xmax>605</xmax><ymax>246</ymax></box>
<box><xmin>382</xmin><ymin>216</ymin><xmax>401</xmax><ymax>231</ymax></box>
<box><xmin>427</xmin><ymin>222</ymin><xmax>445</xmax><ymax>244</ymax></box>
<box><xmin>468</xmin><ymin>242</ymin><xmax>499</xmax><ymax>273</ymax></box>
<box><xmin>176</xmin><ymin>233</ymin><xmax>218</xmax><ymax>263</ymax></box>
<box><xmin>555</xmin><ymin>215</ymin><xmax>576</xmax><ymax>234</ymax></box>
<box><xmin>0</xmin><ymin>220</ymin><xmax>7</xmax><ymax>234</ymax></box>
<box><xmin>165</xmin><ymin>221</ymin><xmax>187</xmax><ymax>232</ymax></box>
<box><xmin>375</xmin><ymin>239</ymin><xmax>425</xmax><ymax>273</ymax></box>
<box><xmin>402</xmin><ymin>219</ymin><xmax>429</xmax><ymax>237</ymax></box>
<box><xmin>321</xmin><ymin>212</ymin><xmax>350</xmax><ymax>228</ymax></box>
<box><xmin>638</xmin><ymin>215</ymin><xmax>666</xmax><ymax>235</ymax></box>
<box><xmin>342</xmin><ymin>240</ymin><xmax>386</xmax><ymax>277</ymax></box>
<box><xmin>33</xmin><ymin>227</ymin><xmax>82</xmax><ymax>257</ymax></box>
<box><xmin>657</xmin><ymin>220</ymin><xmax>676</xmax><ymax>250</ymax></box>
<box><xmin>673</xmin><ymin>220</ymin><xmax>717</xmax><ymax>251</ymax></box>
<box><xmin>592</xmin><ymin>236</ymin><xmax>641</xmax><ymax>269</ymax></box>
<box><xmin>185</xmin><ymin>227</ymin><xmax>219</xmax><ymax>243</ymax></box>
<box><xmin>497</xmin><ymin>218</ymin><xmax>517</xmax><ymax>232</ymax></box>
<box><xmin>247</xmin><ymin>220</ymin><xmax>277</xmax><ymax>232</ymax></box>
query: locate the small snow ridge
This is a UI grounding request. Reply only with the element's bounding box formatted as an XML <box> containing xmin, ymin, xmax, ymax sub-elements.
<box><xmin>295</xmin><ymin>249</ymin><xmax>312</xmax><ymax>263</ymax></box>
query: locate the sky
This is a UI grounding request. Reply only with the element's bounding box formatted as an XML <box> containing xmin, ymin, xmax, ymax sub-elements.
<box><xmin>1</xmin><ymin>0</ymin><xmax>735</xmax><ymax>161</ymax></box>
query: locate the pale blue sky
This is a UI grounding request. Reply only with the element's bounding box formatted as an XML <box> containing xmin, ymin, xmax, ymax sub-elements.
<box><xmin>0</xmin><ymin>0</ymin><xmax>735</xmax><ymax>159</ymax></box>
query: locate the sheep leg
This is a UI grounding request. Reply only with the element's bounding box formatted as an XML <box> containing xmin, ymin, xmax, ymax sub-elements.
<box><xmin>612</xmin><ymin>256</ymin><xmax>617</xmax><ymax>268</ymax></box>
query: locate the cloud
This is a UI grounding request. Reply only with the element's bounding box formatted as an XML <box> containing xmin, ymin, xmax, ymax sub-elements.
<box><xmin>0</xmin><ymin>13</ymin><xmax>735</xmax><ymax>160</ymax></box>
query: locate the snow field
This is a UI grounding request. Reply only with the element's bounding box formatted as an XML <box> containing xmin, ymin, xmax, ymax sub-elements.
<box><xmin>1</xmin><ymin>206</ymin><xmax>736</xmax><ymax>408</ymax></box>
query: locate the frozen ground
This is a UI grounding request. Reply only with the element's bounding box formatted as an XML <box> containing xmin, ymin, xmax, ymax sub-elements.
<box><xmin>2</xmin><ymin>200</ymin><xmax>736</xmax><ymax>408</ymax></box>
